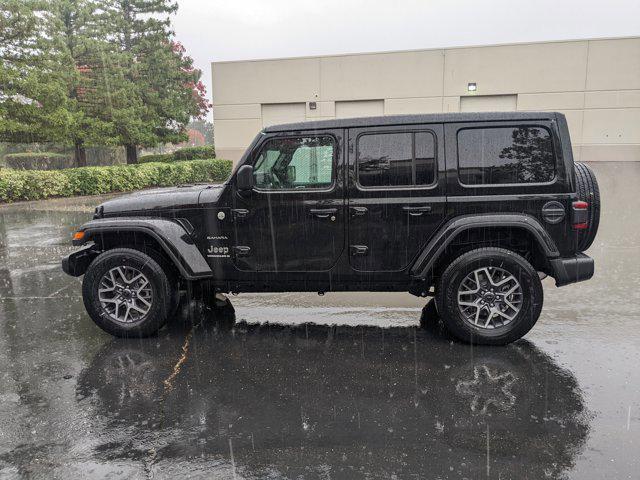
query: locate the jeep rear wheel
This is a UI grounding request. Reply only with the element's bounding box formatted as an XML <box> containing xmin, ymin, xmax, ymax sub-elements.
<box><xmin>82</xmin><ymin>248</ymin><xmax>173</xmax><ymax>337</ymax></box>
<box><xmin>436</xmin><ymin>247</ymin><xmax>543</xmax><ymax>345</ymax></box>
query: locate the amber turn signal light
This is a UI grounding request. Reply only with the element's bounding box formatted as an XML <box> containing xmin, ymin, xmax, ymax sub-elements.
<box><xmin>73</xmin><ymin>231</ymin><xmax>85</xmax><ymax>241</ymax></box>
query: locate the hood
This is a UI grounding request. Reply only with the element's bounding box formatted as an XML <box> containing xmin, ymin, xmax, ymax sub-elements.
<box><xmin>99</xmin><ymin>184</ymin><xmax>225</xmax><ymax>216</ymax></box>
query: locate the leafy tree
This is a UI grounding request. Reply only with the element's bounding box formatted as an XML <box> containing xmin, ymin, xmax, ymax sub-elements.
<box><xmin>52</xmin><ymin>0</ymin><xmax>121</xmax><ymax>166</ymax></box>
<box><xmin>1</xmin><ymin>0</ymin><xmax>121</xmax><ymax>166</ymax></box>
<box><xmin>0</xmin><ymin>0</ymin><xmax>73</xmax><ymax>145</ymax></box>
<box><xmin>104</xmin><ymin>0</ymin><xmax>210</xmax><ymax>163</ymax></box>
<box><xmin>2</xmin><ymin>0</ymin><xmax>210</xmax><ymax>166</ymax></box>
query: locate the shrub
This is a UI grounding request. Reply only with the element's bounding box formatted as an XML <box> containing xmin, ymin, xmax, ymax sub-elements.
<box><xmin>172</xmin><ymin>145</ymin><xmax>216</xmax><ymax>161</ymax></box>
<box><xmin>4</xmin><ymin>152</ymin><xmax>74</xmax><ymax>170</ymax></box>
<box><xmin>138</xmin><ymin>153</ymin><xmax>173</xmax><ymax>163</ymax></box>
<box><xmin>0</xmin><ymin>159</ymin><xmax>232</xmax><ymax>203</ymax></box>
<box><xmin>138</xmin><ymin>145</ymin><xmax>216</xmax><ymax>164</ymax></box>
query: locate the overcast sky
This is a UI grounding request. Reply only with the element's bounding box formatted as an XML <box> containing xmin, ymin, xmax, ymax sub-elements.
<box><xmin>172</xmin><ymin>0</ymin><xmax>640</xmax><ymax>121</ymax></box>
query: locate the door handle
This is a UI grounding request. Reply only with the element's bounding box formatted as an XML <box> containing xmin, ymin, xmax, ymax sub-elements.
<box><xmin>350</xmin><ymin>245</ymin><xmax>368</xmax><ymax>256</ymax></box>
<box><xmin>232</xmin><ymin>246</ymin><xmax>251</xmax><ymax>257</ymax></box>
<box><xmin>350</xmin><ymin>206</ymin><xmax>368</xmax><ymax>217</ymax></box>
<box><xmin>402</xmin><ymin>205</ymin><xmax>432</xmax><ymax>216</ymax></box>
<box><xmin>231</xmin><ymin>208</ymin><xmax>249</xmax><ymax>221</ymax></box>
<box><xmin>310</xmin><ymin>208</ymin><xmax>338</xmax><ymax>219</ymax></box>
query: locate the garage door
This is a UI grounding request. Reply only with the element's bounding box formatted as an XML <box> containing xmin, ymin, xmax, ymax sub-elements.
<box><xmin>460</xmin><ymin>95</ymin><xmax>517</xmax><ymax>112</ymax></box>
<box><xmin>335</xmin><ymin>100</ymin><xmax>384</xmax><ymax>118</ymax></box>
<box><xmin>261</xmin><ymin>103</ymin><xmax>306</xmax><ymax>128</ymax></box>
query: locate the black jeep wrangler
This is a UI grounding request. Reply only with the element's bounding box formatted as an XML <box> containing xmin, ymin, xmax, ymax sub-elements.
<box><xmin>62</xmin><ymin>112</ymin><xmax>599</xmax><ymax>345</ymax></box>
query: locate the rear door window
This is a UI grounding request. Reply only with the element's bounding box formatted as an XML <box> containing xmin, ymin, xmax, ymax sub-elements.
<box><xmin>457</xmin><ymin>126</ymin><xmax>555</xmax><ymax>185</ymax></box>
<box><xmin>356</xmin><ymin>131</ymin><xmax>436</xmax><ymax>188</ymax></box>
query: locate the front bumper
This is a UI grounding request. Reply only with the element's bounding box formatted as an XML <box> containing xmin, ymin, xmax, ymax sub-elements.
<box><xmin>549</xmin><ymin>253</ymin><xmax>594</xmax><ymax>287</ymax></box>
<box><xmin>61</xmin><ymin>243</ymin><xmax>99</xmax><ymax>277</ymax></box>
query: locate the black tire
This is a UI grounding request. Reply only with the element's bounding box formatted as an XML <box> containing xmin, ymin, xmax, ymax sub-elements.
<box><xmin>153</xmin><ymin>257</ymin><xmax>181</xmax><ymax>321</ymax></box>
<box><xmin>82</xmin><ymin>248</ymin><xmax>173</xmax><ymax>337</ymax></box>
<box><xmin>419</xmin><ymin>298</ymin><xmax>439</xmax><ymax>327</ymax></box>
<box><xmin>436</xmin><ymin>247</ymin><xmax>543</xmax><ymax>345</ymax></box>
<box><xmin>127</xmin><ymin>246</ymin><xmax>181</xmax><ymax>321</ymax></box>
<box><xmin>574</xmin><ymin>162</ymin><xmax>601</xmax><ymax>251</ymax></box>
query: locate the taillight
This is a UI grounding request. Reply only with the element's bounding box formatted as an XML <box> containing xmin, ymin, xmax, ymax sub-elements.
<box><xmin>572</xmin><ymin>201</ymin><xmax>589</xmax><ymax>230</ymax></box>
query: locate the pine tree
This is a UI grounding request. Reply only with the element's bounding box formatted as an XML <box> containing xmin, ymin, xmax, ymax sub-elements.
<box><xmin>105</xmin><ymin>0</ymin><xmax>210</xmax><ymax>163</ymax></box>
<box><xmin>52</xmin><ymin>0</ymin><xmax>118</xmax><ymax>166</ymax></box>
<box><xmin>1</xmin><ymin>0</ymin><xmax>209</xmax><ymax>165</ymax></box>
<box><xmin>0</xmin><ymin>0</ymin><xmax>73</xmax><ymax>144</ymax></box>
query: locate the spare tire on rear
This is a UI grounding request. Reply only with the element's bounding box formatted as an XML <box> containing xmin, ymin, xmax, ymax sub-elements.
<box><xmin>574</xmin><ymin>162</ymin><xmax>601</xmax><ymax>251</ymax></box>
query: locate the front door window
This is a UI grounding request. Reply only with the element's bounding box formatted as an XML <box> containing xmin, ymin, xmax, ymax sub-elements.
<box><xmin>253</xmin><ymin>136</ymin><xmax>334</xmax><ymax>190</ymax></box>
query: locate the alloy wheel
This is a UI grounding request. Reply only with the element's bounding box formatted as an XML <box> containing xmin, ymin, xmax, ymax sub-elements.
<box><xmin>457</xmin><ymin>266</ymin><xmax>523</xmax><ymax>329</ymax></box>
<box><xmin>98</xmin><ymin>266</ymin><xmax>153</xmax><ymax>324</ymax></box>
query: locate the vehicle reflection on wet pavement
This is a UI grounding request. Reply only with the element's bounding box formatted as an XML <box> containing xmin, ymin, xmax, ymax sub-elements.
<box><xmin>0</xmin><ymin>163</ymin><xmax>639</xmax><ymax>479</ymax></box>
<box><xmin>74</xmin><ymin>318</ymin><xmax>588</xmax><ymax>479</ymax></box>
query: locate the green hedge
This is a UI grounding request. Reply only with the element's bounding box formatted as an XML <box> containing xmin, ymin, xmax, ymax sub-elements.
<box><xmin>0</xmin><ymin>158</ymin><xmax>232</xmax><ymax>203</ymax></box>
<box><xmin>138</xmin><ymin>153</ymin><xmax>173</xmax><ymax>163</ymax></box>
<box><xmin>4</xmin><ymin>152</ymin><xmax>74</xmax><ymax>170</ymax></box>
<box><xmin>139</xmin><ymin>145</ymin><xmax>216</xmax><ymax>164</ymax></box>
<box><xmin>172</xmin><ymin>146</ymin><xmax>216</xmax><ymax>161</ymax></box>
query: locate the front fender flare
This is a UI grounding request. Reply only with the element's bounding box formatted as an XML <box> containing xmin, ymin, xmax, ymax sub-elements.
<box><xmin>410</xmin><ymin>214</ymin><xmax>560</xmax><ymax>279</ymax></box>
<box><xmin>71</xmin><ymin>217</ymin><xmax>212</xmax><ymax>280</ymax></box>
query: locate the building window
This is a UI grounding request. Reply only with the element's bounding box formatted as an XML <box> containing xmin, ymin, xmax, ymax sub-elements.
<box><xmin>253</xmin><ymin>136</ymin><xmax>334</xmax><ymax>190</ymax></box>
<box><xmin>357</xmin><ymin>131</ymin><xmax>436</xmax><ymax>188</ymax></box>
<box><xmin>457</xmin><ymin>126</ymin><xmax>555</xmax><ymax>185</ymax></box>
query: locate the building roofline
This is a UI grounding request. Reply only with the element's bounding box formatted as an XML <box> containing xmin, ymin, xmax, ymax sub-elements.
<box><xmin>263</xmin><ymin>111</ymin><xmax>562</xmax><ymax>132</ymax></box>
<box><xmin>211</xmin><ymin>35</ymin><xmax>639</xmax><ymax>65</ymax></box>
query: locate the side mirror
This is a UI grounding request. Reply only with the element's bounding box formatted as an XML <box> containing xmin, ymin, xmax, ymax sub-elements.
<box><xmin>236</xmin><ymin>165</ymin><xmax>254</xmax><ymax>191</ymax></box>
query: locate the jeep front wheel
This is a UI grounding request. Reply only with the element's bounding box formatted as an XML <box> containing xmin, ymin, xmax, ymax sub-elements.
<box><xmin>436</xmin><ymin>247</ymin><xmax>543</xmax><ymax>345</ymax></box>
<box><xmin>82</xmin><ymin>248</ymin><xmax>173</xmax><ymax>337</ymax></box>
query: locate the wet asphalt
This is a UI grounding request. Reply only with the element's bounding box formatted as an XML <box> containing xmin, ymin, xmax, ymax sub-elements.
<box><xmin>0</xmin><ymin>162</ymin><xmax>638</xmax><ymax>479</ymax></box>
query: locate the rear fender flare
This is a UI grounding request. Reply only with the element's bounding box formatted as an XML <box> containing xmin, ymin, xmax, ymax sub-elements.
<box><xmin>73</xmin><ymin>217</ymin><xmax>212</xmax><ymax>280</ymax></box>
<box><xmin>410</xmin><ymin>214</ymin><xmax>559</xmax><ymax>279</ymax></box>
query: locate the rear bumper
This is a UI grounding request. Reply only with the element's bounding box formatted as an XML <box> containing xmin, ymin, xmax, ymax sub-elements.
<box><xmin>549</xmin><ymin>253</ymin><xmax>594</xmax><ymax>287</ymax></box>
<box><xmin>61</xmin><ymin>243</ymin><xmax>99</xmax><ymax>277</ymax></box>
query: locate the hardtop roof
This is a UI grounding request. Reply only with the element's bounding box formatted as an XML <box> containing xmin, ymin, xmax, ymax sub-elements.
<box><xmin>263</xmin><ymin>111</ymin><xmax>561</xmax><ymax>132</ymax></box>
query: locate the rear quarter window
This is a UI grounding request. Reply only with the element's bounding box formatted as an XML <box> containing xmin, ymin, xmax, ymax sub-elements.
<box><xmin>457</xmin><ymin>126</ymin><xmax>555</xmax><ymax>185</ymax></box>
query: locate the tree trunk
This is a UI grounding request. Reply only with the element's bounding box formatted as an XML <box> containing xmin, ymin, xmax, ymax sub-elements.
<box><xmin>125</xmin><ymin>144</ymin><xmax>138</xmax><ymax>164</ymax></box>
<box><xmin>74</xmin><ymin>142</ymin><xmax>87</xmax><ymax>167</ymax></box>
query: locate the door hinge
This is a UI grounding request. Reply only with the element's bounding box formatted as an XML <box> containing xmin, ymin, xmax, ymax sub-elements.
<box><xmin>233</xmin><ymin>246</ymin><xmax>251</xmax><ymax>257</ymax></box>
<box><xmin>350</xmin><ymin>245</ymin><xmax>368</xmax><ymax>256</ymax></box>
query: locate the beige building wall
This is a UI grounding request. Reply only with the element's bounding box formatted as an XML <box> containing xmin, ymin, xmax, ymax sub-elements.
<box><xmin>212</xmin><ymin>37</ymin><xmax>640</xmax><ymax>163</ymax></box>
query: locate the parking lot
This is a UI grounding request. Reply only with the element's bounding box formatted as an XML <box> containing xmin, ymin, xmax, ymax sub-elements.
<box><xmin>0</xmin><ymin>162</ymin><xmax>638</xmax><ymax>479</ymax></box>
